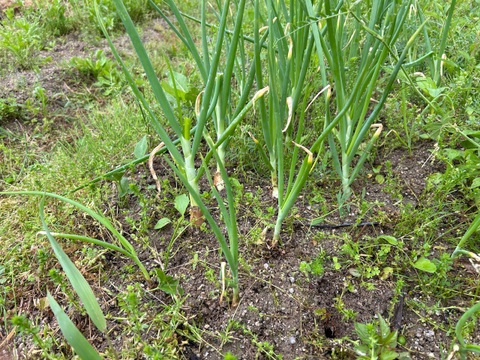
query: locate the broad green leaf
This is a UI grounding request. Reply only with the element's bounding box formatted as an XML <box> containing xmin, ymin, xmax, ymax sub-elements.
<box><xmin>378</xmin><ymin>314</ymin><xmax>390</xmax><ymax>339</ymax></box>
<box><xmin>383</xmin><ymin>329</ymin><xmax>398</xmax><ymax>347</ymax></box>
<box><xmin>460</xmin><ymin>140</ymin><xmax>480</xmax><ymax>150</ymax></box>
<box><xmin>47</xmin><ymin>292</ymin><xmax>103</xmax><ymax>360</ymax></box>
<box><xmin>375</xmin><ymin>174</ymin><xmax>385</xmax><ymax>184</ymax></box>
<box><xmin>39</xmin><ymin>198</ymin><xmax>106</xmax><ymax>332</ymax></box>
<box><xmin>444</xmin><ymin>148</ymin><xmax>464</xmax><ymax>161</ymax></box>
<box><xmin>380</xmin><ymin>350</ymin><xmax>399</xmax><ymax>360</ymax></box>
<box><xmin>471</xmin><ymin>178</ymin><xmax>480</xmax><ymax>189</ymax></box>
<box><xmin>154</xmin><ymin>268</ymin><xmax>183</xmax><ymax>295</ymax></box>
<box><xmin>463</xmin><ymin>130</ymin><xmax>480</xmax><ymax>138</ymax></box>
<box><xmin>161</xmin><ymin>71</ymin><xmax>190</xmax><ymax>100</ymax></box>
<box><xmin>133</xmin><ymin>135</ymin><xmax>148</xmax><ymax>159</ymax></box>
<box><xmin>159</xmin><ymin>276</ymin><xmax>183</xmax><ymax>296</ymax></box>
<box><xmin>354</xmin><ymin>344</ymin><xmax>369</xmax><ymax>357</ymax></box>
<box><xmin>354</xmin><ymin>322</ymin><xmax>371</xmax><ymax>344</ymax></box>
<box><xmin>154</xmin><ymin>217</ymin><xmax>171</xmax><ymax>229</ymax></box>
<box><xmin>348</xmin><ymin>268</ymin><xmax>361</xmax><ymax>277</ymax></box>
<box><xmin>378</xmin><ymin>235</ymin><xmax>398</xmax><ymax>245</ymax></box>
<box><xmin>174</xmin><ymin>194</ymin><xmax>189</xmax><ymax>216</ymax></box>
<box><xmin>413</xmin><ymin>257</ymin><xmax>437</xmax><ymax>273</ymax></box>
<box><xmin>170</xmin><ymin>71</ymin><xmax>189</xmax><ymax>93</ymax></box>
<box><xmin>398</xmin><ymin>352</ymin><xmax>412</xmax><ymax>360</ymax></box>
<box><xmin>119</xmin><ymin>176</ymin><xmax>131</xmax><ymax>198</ymax></box>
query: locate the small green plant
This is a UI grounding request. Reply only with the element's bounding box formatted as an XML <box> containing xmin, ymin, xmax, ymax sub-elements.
<box><xmin>33</xmin><ymin>84</ymin><xmax>48</xmax><ymax>118</ymax></box>
<box><xmin>0</xmin><ymin>98</ymin><xmax>23</xmax><ymax>122</ymax></box>
<box><xmin>0</xmin><ymin>10</ymin><xmax>45</xmax><ymax>70</ymax></box>
<box><xmin>299</xmin><ymin>251</ymin><xmax>325</xmax><ymax>279</ymax></box>
<box><xmin>38</xmin><ymin>0</ymin><xmax>71</xmax><ymax>36</ymax></box>
<box><xmin>70</xmin><ymin>50</ymin><xmax>125</xmax><ymax>95</ymax></box>
<box><xmin>224</xmin><ymin>352</ymin><xmax>238</xmax><ymax>360</ymax></box>
<box><xmin>354</xmin><ymin>314</ymin><xmax>410</xmax><ymax>360</ymax></box>
<box><xmin>154</xmin><ymin>193</ymin><xmax>190</xmax><ymax>269</ymax></box>
<box><xmin>10</xmin><ymin>314</ymin><xmax>52</xmax><ymax>356</ymax></box>
<box><xmin>89</xmin><ymin>0</ymin><xmax>150</xmax><ymax>33</ymax></box>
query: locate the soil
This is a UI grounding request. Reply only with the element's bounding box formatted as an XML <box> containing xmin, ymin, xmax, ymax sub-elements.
<box><xmin>134</xmin><ymin>143</ymin><xmax>460</xmax><ymax>360</ymax></box>
<box><xmin>1</xmin><ymin>10</ymin><xmax>479</xmax><ymax>360</ymax></box>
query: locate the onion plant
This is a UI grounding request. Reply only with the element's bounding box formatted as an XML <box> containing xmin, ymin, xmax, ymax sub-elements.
<box><xmin>103</xmin><ymin>0</ymin><xmax>262</xmax><ymax>223</ymax></box>
<box><xmin>453</xmin><ymin>297</ymin><xmax>480</xmax><ymax>359</ymax></box>
<box><xmin>305</xmin><ymin>0</ymin><xmax>421</xmax><ymax>209</ymax></box>
<box><xmin>102</xmin><ymin>0</ymin><xmax>269</xmax><ymax>304</ymax></box>
<box><xmin>250</xmin><ymin>0</ymin><xmax>321</xmax><ymax>246</ymax></box>
<box><xmin>415</xmin><ymin>0</ymin><xmax>457</xmax><ymax>86</ymax></box>
<box><xmin>450</xmin><ymin>211</ymin><xmax>480</xmax><ymax>358</ymax></box>
<box><xmin>149</xmin><ymin>0</ymin><xmax>259</xmax><ymax>190</ymax></box>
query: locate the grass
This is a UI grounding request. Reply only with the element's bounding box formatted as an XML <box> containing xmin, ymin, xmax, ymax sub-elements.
<box><xmin>1</xmin><ymin>0</ymin><xmax>480</xmax><ymax>359</ymax></box>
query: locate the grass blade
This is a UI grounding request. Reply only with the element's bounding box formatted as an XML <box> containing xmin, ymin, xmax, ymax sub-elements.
<box><xmin>1</xmin><ymin>190</ymin><xmax>150</xmax><ymax>281</ymax></box>
<box><xmin>39</xmin><ymin>196</ymin><xmax>106</xmax><ymax>332</ymax></box>
<box><xmin>47</xmin><ymin>292</ymin><xmax>103</xmax><ymax>360</ymax></box>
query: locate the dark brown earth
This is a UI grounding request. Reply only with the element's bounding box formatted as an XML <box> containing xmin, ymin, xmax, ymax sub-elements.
<box><xmin>135</xmin><ymin>143</ymin><xmax>459</xmax><ymax>360</ymax></box>
<box><xmin>1</xmin><ymin>11</ymin><xmax>479</xmax><ymax>360</ymax></box>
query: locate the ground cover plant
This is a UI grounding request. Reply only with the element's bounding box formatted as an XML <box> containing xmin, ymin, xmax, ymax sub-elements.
<box><xmin>1</xmin><ymin>0</ymin><xmax>480</xmax><ymax>359</ymax></box>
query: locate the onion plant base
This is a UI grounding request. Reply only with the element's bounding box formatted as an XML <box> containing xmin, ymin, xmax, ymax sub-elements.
<box><xmin>189</xmin><ymin>206</ymin><xmax>205</xmax><ymax>226</ymax></box>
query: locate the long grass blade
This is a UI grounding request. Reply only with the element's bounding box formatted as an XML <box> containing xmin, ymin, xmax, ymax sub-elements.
<box><xmin>1</xmin><ymin>190</ymin><xmax>150</xmax><ymax>280</ymax></box>
<box><xmin>47</xmin><ymin>292</ymin><xmax>103</xmax><ymax>360</ymax></box>
<box><xmin>39</xmin><ymin>196</ymin><xmax>106</xmax><ymax>332</ymax></box>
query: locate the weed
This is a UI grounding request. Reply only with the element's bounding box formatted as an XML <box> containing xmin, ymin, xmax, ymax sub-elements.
<box><xmin>37</xmin><ymin>0</ymin><xmax>71</xmax><ymax>36</ymax></box>
<box><xmin>299</xmin><ymin>250</ymin><xmax>325</xmax><ymax>279</ymax></box>
<box><xmin>0</xmin><ymin>98</ymin><xmax>24</xmax><ymax>123</ymax></box>
<box><xmin>353</xmin><ymin>314</ymin><xmax>411</xmax><ymax>360</ymax></box>
<box><xmin>0</xmin><ymin>10</ymin><xmax>45</xmax><ymax>70</ymax></box>
<box><xmin>32</xmin><ymin>84</ymin><xmax>48</xmax><ymax>118</ymax></box>
<box><xmin>70</xmin><ymin>50</ymin><xmax>125</xmax><ymax>95</ymax></box>
<box><xmin>89</xmin><ymin>0</ymin><xmax>150</xmax><ymax>33</ymax></box>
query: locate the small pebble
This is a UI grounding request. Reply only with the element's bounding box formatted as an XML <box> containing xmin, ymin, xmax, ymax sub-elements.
<box><xmin>425</xmin><ymin>330</ymin><xmax>435</xmax><ymax>338</ymax></box>
<box><xmin>289</xmin><ymin>336</ymin><xmax>296</xmax><ymax>344</ymax></box>
<box><xmin>264</xmin><ymin>263</ymin><xmax>269</xmax><ymax>270</ymax></box>
<box><xmin>289</xmin><ymin>288</ymin><xmax>294</xmax><ymax>293</ymax></box>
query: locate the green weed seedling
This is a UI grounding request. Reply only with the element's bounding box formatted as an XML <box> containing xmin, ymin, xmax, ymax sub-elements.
<box><xmin>0</xmin><ymin>9</ymin><xmax>45</xmax><ymax>70</ymax></box>
<box><xmin>10</xmin><ymin>314</ymin><xmax>50</xmax><ymax>356</ymax></box>
<box><xmin>70</xmin><ymin>50</ymin><xmax>124</xmax><ymax>95</ymax></box>
<box><xmin>154</xmin><ymin>193</ymin><xmax>190</xmax><ymax>269</ymax></box>
<box><xmin>40</xmin><ymin>0</ymin><xmax>70</xmax><ymax>36</ymax></box>
<box><xmin>89</xmin><ymin>0</ymin><xmax>150</xmax><ymax>33</ymax></box>
<box><xmin>299</xmin><ymin>250</ymin><xmax>325</xmax><ymax>280</ymax></box>
<box><xmin>224</xmin><ymin>352</ymin><xmax>238</xmax><ymax>360</ymax></box>
<box><xmin>354</xmin><ymin>314</ymin><xmax>410</xmax><ymax>360</ymax></box>
<box><xmin>0</xmin><ymin>97</ymin><xmax>24</xmax><ymax>123</ymax></box>
<box><xmin>33</xmin><ymin>84</ymin><xmax>48</xmax><ymax>118</ymax></box>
